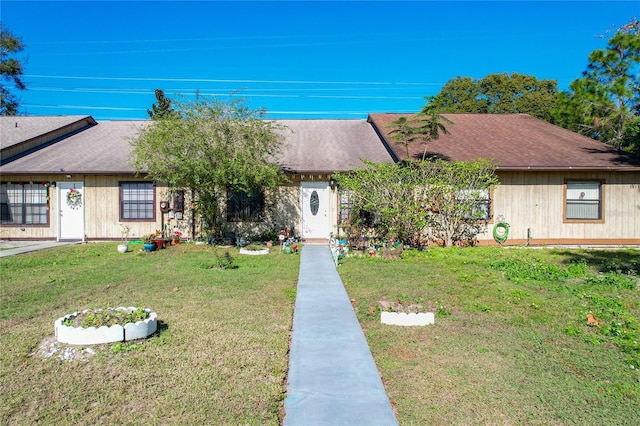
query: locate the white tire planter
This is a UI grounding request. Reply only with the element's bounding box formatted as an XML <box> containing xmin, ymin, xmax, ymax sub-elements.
<box><xmin>55</xmin><ymin>307</ymin><xmax>157</xmax><ymax>345</ymax></box>
<box><xmin>381</xmin><ymin>311</ymin><xmax>435</xmax><ymax>326</ymax></box>
<box><xmin>117</xmin><ymin>244</ymin><xmax>128</xmax><ymax>253</ymax></box>
<box><xmin>239</xmin><ymin>247</ymin><xmax>270</xmax><ymax>255</ymax></box>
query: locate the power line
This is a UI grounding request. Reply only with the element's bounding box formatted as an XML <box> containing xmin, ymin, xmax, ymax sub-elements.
<box><xmin>24</xmin><ymin>74</ymin><xmax>444</xmax><ymax>86</ymax></box>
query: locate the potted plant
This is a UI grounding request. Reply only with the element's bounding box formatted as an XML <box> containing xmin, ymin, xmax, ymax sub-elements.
<box><xmin>172</xmin><ymin>230</ymin><xmax>182</xmax><ymax>245</ymax></box>
<box><xmin>118</xmin><ymin>224</ymin><xmax>130</xmax><ymax>253</ymax></box>
<box><xmin>153</xmin><ymin>229</ymin><xmax>164</xmax><ymax>249</ymax></box>
<box><xmin>142</xmin><ymin>234</ymin><xmax>156</xmax><ymax>252</ymax></box>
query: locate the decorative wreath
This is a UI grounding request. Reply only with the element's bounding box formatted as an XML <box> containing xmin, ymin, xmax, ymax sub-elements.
<box><xmin>66</xmin><ymin>188</ymin><xmax>83</xmax><ymax>209</ymax></box>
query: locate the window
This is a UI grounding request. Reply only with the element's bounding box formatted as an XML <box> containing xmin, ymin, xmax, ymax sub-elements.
<box><xmin>120</xmin><ymin>182</ymin><xmax>155</xmax><ymax>220</ymax></box>
<box><xmin>565</xmin><ymin>181</ymin><xmax>603</xmax><ymax>221</ymax></box>
<box><xmin>1</xmin><ymin>183</ymin><xmax>49</xmax><ymax>225</ymax></box>
<box><xmin>227</xmin><ymin>187</ymin><xmax>264</xmax><ymax>222</ymax></box>
<box><xmin>457</xmin><ymin>188</ymin><xmax>491</xmax><ymax>221</ymax></box>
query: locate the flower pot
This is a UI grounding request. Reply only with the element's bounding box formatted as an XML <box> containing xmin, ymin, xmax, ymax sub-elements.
<box><xmin>381</xmin><ymin>311</ymin><xmax>435</xmax><ymax>326</ymax></box>
<box><xmin>155</xmin><ymin>239</ymin><xmax>164</xmax><ymax>249</ymax></box>
<box><xmin>117</xmin><ymin>244</ymin><xmax>128</xmax><ymax>254</ymax></box>
<box><xmin>143</xmin><ymin>243</ymin><xmax>155</xmax><ymax>252</ymax></box>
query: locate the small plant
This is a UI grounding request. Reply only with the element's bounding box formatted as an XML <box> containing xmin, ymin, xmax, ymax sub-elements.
<box><xmin>378</xmin><ymin>295</ymin><xmax>427</xmax><ymax>314</ymax></box>
<box><xmin>205</xmin><ymin>250</ymin><xmax>236</xmax><ymax>270</ymax></box>
<box><xmin>120</xmin><ymin>224</ymin><xmax>131</xmax><ymax>244</ymax></box>
<box><xmin>62</xmin><ymin>307</ymin><xmax>149</xmax><ymax>328</ymax></box>
<box><xmin>435</xmin><ymin>301</ymin><xmax>451</xmax><ymax>317</ymax></box>
<box><xmin>112</xmin><ymin>341</ymin><xmax>146</xmax><ymax>354</ymax></box>
<box><xmin>142</xmin><ymin>233</ymin><xmax>157</xmax><ymax>244</ymax></box>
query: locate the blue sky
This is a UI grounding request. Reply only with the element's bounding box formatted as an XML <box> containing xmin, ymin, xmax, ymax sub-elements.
<box><xmin>2</xmin><ymin>1</ymin><xmax>638</xmax><ymax>120</ymax></box>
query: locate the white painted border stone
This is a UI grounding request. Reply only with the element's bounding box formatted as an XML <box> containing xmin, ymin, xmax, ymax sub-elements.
<box><xmin>55</xmin><ymin>307</ymin><xmax>157</xmax><ymax>345</ymax></box>
<box><xmin>239</xmin><ymin>247</ymin><xmax>270</xmax><ymax>255</ymax></box>
<box><xmin>381</xmin><ymin>311</ymin><xmax>435</xmax><ymax>326</ymax></box>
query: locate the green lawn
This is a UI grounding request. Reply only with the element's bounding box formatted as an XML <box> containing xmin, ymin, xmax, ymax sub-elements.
<box><xmin>1</xmin><ymin>243</ymin><xmax>639</xmax><ymax>425</ymax></box>
<box><xmin>0</xmin><ymin>243</ymin><xmax>298</xmax><ymax>425</ymax></box>
<box><xmin>339</xmin><ymin>247</ymin><xmax>640</xmax><ymax>425</ymax></box>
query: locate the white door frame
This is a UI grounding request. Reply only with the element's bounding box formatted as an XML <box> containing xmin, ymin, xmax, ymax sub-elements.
<box><xmin>57</xmin><ymin>181</ymin><xmax>85</xmax><ymax>241</ymax></box>
<box><xmin>300</xmin><ymin>181</ymin><xmax>332</xmax><ymax>239</ymax></box>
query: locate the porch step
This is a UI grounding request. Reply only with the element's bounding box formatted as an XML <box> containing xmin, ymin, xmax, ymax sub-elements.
<box><xmin>301</xmin><ymin>238</ymin><xmax>329</xmax><ymax>245</ymax></box>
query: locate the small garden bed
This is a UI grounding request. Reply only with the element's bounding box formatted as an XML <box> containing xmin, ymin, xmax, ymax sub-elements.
<box><xmin>55</xmin><ymin>306</ymin><xmax>157</xmax><ymax>345</ymax></box>
<box><xmin>239</xmin><ymin>244</ymin><xmax>270</xmax><ymax>255</ymax></box>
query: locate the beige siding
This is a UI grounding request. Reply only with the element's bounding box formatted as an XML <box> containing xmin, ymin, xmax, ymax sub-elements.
<box><xmin>479</xmin><ymin>171</ymin><xmax>640</xmax><ymax>244</ymax></box>
<box><xmin>3</xmin><ymin>171</ymin><xmax>638</xmax><ymax>246</ymax></box>
<box><xmin>0</xmin><ymin>174</ymin><xmax>166</xmax><ymax>241</ymax></box>
<box><xmin>83</xmin><ymin>176</ymin><xmax>165</xmax><ymax>240</ymax></box>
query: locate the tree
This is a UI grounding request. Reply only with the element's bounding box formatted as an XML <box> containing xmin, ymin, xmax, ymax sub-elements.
<box><xmin>130</xmin><ymin>96</ymin><xmax>288</xmax><ymax>237</ymax></box>
<box><xmin>335</xmin><ymin>161</ymin><xmax>424</xmax><ymax>246</ymax></box>
<box><xmin>425</xmin><ymin>73</ymin><xmax>558</xmax><ymax>121</ymax></box>
<box><xmin>147</xmin><ymin>89</ymin><xmax>176</xmax><ymax>120</ymax></box>
<box><xmin>414</xmin><ymin>108</ymin><xmax>453</xmax><ymax>161</ymax></box>
<box><xmin>0</xmin><ymin>25</ymin><xmax>27</xmax><ymax>116</ymax></box>
<box><xmin>334</xmin><ymin>159</ymin><xmax>499</xmax><ymax>248</ymax></box>
<box><xmin>387</xmin><ymin>110</ymin><xmax>453</xmax><ymax>161</ymax></box>
<box><xmin>415</xmin><ymin>159</ymin><xmax>499</xmax><ymax>248</ymax></box>
<box><xmin>553</xmin><ymin>18</ymin><xmax>640</xmax><ymax>152</ymax></box>
<box><xmin>387</xmin><ymin>116</ymin><xmax>419</xmax><ymax>159</ymax></box>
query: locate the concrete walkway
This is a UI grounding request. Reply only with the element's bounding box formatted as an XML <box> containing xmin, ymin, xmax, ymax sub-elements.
<box><xmin>284</xmin><ymin>244</ymin><xmax>398</xmax><ymax>426</ymax></box>
<box><xmin>0</xmin><ymin>240</ymin><xmax>79</xmax><ymax>257</ymax></box>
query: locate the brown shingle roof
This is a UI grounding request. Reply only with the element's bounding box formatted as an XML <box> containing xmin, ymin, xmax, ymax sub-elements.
<box><xmin>1</xmin><ymin>120</ymin><xmax>149</xmax><ymax>174</ymax></box>
<box><xmin>1</xmin><ymin>118</ymin><xmax>393</xmax><ymax>175</ymax></box>
<box><xmin>368</xmin><ymin>113</ymin><xmax>640</xmax><ymax>171</ymax></box>
<box><xmin>0</xmin><ymin>116</ymin><xmax>95</xmax><ymax>150</ymax></box>
<box><xmin>276</xmin><ymin>119</ymin><xmax>394</xmax><ymax>173</ymax></box>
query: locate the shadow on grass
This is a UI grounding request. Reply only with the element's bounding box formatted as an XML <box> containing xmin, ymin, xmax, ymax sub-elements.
<box><xmin>155</xmin><ymin>319</ymin><xmax>169</xmax><ymax>336</ymax></box>
<box><xmin>555</xmin><ymin>249</ymin><xmax>640</xmax><ymax>275</ymax></box>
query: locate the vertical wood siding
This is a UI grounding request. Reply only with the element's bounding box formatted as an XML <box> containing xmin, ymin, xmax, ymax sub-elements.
<box><xmin>478</xmin><ymin>171</ymin><xmax>640</xmax><ymax>243</ymax></box>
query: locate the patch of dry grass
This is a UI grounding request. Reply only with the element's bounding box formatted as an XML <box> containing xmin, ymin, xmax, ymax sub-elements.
<box><xmin>340</xmin><ymin>247</ymin><xmax>640</xmax><ymax>425</ymax></box>
<box><xmin>0</xmin><ymin>243</ymin><xmax>298</xmax><ymax>425</ymax></box>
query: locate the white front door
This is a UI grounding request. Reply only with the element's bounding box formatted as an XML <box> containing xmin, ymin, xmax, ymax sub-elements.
<box><xmin>58</xmin><ymin>182</ymin><xmax>85</xmax><ymax>241</ymax></box>
<box><xmin>300</xmin><ymin>182</ymin><xmax>331</xmax><ymax>239</ymax></box>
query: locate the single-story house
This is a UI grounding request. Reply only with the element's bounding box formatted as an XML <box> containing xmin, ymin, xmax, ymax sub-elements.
<box><xmin>0</xmin><ymin>116</ymin><xmax>393</xmax><ymax>242</ymax></box>
<box><xmin>368</xmin><ymin>113</ymin><xmax>640</xmax><ymax>246</ymax></box>
<box><xmin>1</xmin><ymin>113</ymin><xmax>639</xmax><ymax>246</ymax></box>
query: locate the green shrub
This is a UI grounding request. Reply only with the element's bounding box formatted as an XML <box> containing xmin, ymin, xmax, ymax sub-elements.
<box><xmin>583</xmin><ymin>273</ymin><xmax>637</xmax><ymax>289</ymax></box>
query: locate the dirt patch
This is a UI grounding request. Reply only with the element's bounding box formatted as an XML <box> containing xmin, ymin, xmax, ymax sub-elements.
<box><xmin>29</xmin><ymin>335</ymin><xmax>98</xmax><ymax>362</ymax></box>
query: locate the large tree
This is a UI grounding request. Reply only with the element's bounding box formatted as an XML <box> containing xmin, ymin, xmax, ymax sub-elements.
<box><xmin>130</xmin><ymin>96</ymin><xmax>288</xmax><ymax>237</ymax></box>
<box><xmin>424</xmin><ymin>73</ymin><xmax>558</xmax><ymax>122</ymax></box>
<box><xmin>0</xmin><ymin>25</ymin><xmax>27</xmax><ymax>115</ymax></box>
<box><xmin>553</xmin><ymin>18</ymin><xmax>640</xmax><ymax>152</ymax></box>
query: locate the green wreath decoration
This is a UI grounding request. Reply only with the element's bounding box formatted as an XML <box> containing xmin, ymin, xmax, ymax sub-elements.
<box><xmin>493</xmin><ymin>222</ymin><xmax>510</xmax><ymax>245</ymax></box>
<box><xmin>66</xmin><ymin>188</ymin><xmax>83</xmax><ymax>209</ymax></box>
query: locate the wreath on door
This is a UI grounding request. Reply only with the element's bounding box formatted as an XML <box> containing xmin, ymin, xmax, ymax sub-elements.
<box><xmin>66</xmin><ymin>188</ymin><xmax>83</xmax><ymax>209</ymax></box>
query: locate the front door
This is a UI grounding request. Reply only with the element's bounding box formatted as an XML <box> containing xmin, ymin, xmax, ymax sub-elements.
<box><xmin>300</xmin><ymin>181</ymin><xmax>331</xmax><ymax>239</ymax></box>
<box><xmin>58</xmin><ymin>182</ymin><xmax>85</xmax><ymax>241</ymax></box>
